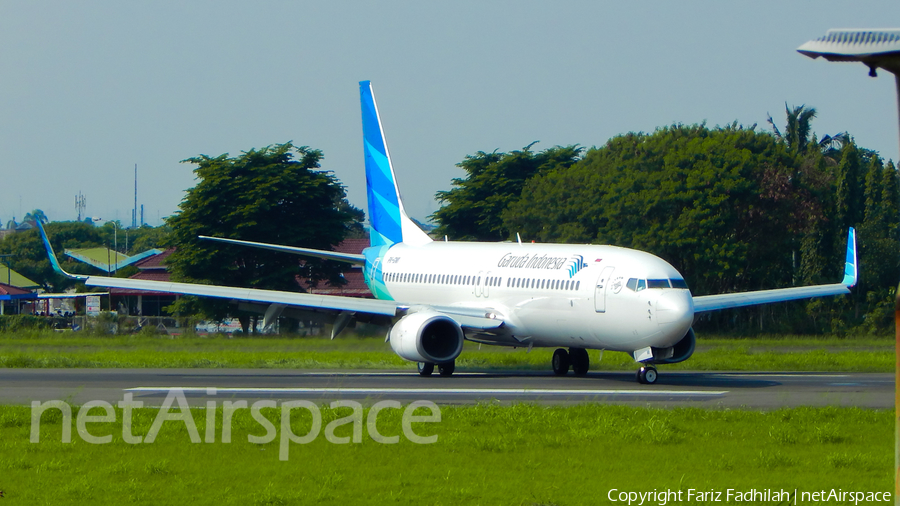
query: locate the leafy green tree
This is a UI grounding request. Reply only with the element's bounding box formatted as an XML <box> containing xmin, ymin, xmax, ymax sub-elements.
<box><xmin>504</xmin><ymin>124</ymin><xmax>813</xmax><ymax>297</ymax></box>
<box><xmin>97</xmin><ymin>223</ymin><xmax>172</xmax><ymax>255</ymax></box>
<box><xmin>165</xmin><ymin>142</ymin><xmax>363</xmax><ymax>328</ymax></box>
<box><xmin>22</xmin><ymin>209</ymin><xmax>49</xmax><ymax>226</ymax></box>
<box><xmin>835</xmin><ymin>141</ymin><xmax>864</xmax><ymax>236</ymax></box>
<box><xmin>879</xmin><ymin>161</ymin><xmax>899</xmax><ymax>238</ymax></box>
<box><xmin>431</xmin><ymin>144</ymin><xmax>583</xmax><ymax>241</ymax></box>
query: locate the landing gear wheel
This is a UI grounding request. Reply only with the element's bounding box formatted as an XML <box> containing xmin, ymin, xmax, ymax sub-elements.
<box><xmin>418</xmin><ymin>362</ymin><xmax>434</xmax><ymax>377</ymax></box>
<box><xmin>637</xmin><ymin>365</ymin><xmax>658</xmax><ymax>384</ymax></box>
<box><xmin>438</xmin><ymin>361</ymin><xmax>455</xmax><ymax>377</ymax></box>
<box><xmin>551</xmin><ymin>348</ymin><xmax>570</xmax><ymax>376</ymax></box>
<box><xmin>569</xmin><ymin>348</ymin><xmax>589</xmax><ymax>376</ymax></box>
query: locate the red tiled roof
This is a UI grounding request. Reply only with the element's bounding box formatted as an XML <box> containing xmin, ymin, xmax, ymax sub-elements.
<box><xmin>334</xmin><ymin>238</ymin><xmax>368</xmax><ymax>254</ymax></box>
<box><xmin>0</xmin><ymin>283</ymin><xmax>32</xmax><ymax>296</ymax></box>
<box><xmin>132</xmin><ymin>271</ymin><xmax>172</xmax><ymax>282</ymax></box>
<box><xmin>110</xmin><ymin>268</ymin><xmax>176</xmax><ymax>296</ymax></box>
<box><xmin>135</xmin><ymin>248</ymin><xmax>175</xmax><ymax>270</ymax></box>
<box><xmin>306</xmin><ymin>269</ymin><xmax>373</xmax><ymax>297</ymax></box>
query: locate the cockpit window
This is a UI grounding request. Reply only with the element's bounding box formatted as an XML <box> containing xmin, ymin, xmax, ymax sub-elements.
<box><xmin>636</xmin><ymin>279</ymin><xmax>646</xmax><ymax>291</ymax></box>
<box><xmin>647</xmin><ymin>279</ymin><xmax>670</xmax><ymax>289</ymax></box>
<box><xmin>625</xmin><ymin>278</ymin><xmax>637</xmax><ymax>291</ymax></box>
<box><xmin>669</xmin><ymin>278</ymin><xmax>689</xmax><ymax>289</ymax></box>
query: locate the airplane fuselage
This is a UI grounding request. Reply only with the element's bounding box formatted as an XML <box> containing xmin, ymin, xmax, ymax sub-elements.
<box><xmin>364</xmin><ymin>241</ymin><xmax>695</xmax><ymax>354</ymax></box>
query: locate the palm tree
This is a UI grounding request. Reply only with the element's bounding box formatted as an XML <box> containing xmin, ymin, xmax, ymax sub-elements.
<box><xmin>767</xmin><ymin>103</ymin><xmax>818</xmax><ymax>152</ymax></box>
<box><xmin>768</xmin><ymin>103</ymin><xmax>850</xmax><ymax>156</ymax></box>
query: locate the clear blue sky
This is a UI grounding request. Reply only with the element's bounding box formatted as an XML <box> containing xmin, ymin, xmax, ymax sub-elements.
<box><xmin>1</xmin><ymin>1</ymin><xmax>898</xmax><ymax>227</ymax></box>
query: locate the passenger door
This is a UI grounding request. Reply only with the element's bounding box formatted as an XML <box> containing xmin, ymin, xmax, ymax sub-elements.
<box><xmin>594</xmin><ymin>266</ymin><xmax>615</xmax><ymax>312</ymax></box>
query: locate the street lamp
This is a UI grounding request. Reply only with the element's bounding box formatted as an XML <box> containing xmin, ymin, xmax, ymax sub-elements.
<box><xmin>797</xmin><ymin>29</ymin><xmax>900</xmax><ymax>152</ymax></box>
<box><xmin>0</xmin><ymin>254</ymin><xmax>14</xmax><ymax>286</ymax></box>
<box><xmin>797</xmin><ymin>27</ymin><xmax>900</xmax><ymax>497</ymax></box>
<box><xmin>96</xmin><ymin>219</ymin><xmax>121</xmax><ymax>274</ymax></box>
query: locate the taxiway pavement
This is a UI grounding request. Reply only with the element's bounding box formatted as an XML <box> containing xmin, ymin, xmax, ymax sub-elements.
<box><xmin>0</xmin><ymin>368</ymin><xmax>892</xmax><ymax>409</ymax></box>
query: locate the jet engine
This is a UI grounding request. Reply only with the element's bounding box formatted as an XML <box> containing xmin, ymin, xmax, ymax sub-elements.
<box><xmin>389</xmin><ymin>311</ymin><xmax>464</xmax><ymax>364</ymax></box>
<box><xmin>649</xmin><ymin>328</ymin><xmax>696</xmax><ymax>364</ymax></box>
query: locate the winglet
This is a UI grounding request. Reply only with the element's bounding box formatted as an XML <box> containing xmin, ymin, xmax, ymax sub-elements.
<box><xmin>841</xmin><ymin>227</ymin><xmax>857</xmax><ymax>287</ymax></box>
<box><xmin>36</xmin><ymin>221</ymin><xmax>88</xmax><ymax>281</ymax></box>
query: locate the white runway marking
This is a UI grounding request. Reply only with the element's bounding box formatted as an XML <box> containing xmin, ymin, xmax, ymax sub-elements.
<box><xmin>126</xmin><ymin>387</ymin><xmax>728</xmax><ymax>397</ymax></box>
<box><xmin>713</xmin><ymin>374</ymin><xmax>850</xmax><ymax>378</ymax></box>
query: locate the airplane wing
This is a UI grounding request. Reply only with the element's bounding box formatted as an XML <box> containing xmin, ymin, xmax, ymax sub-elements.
<box><xmin>692</xmin><ymin>228</ymin><xmax>856</xmax><ymax>313</ymax></box>
<box><xmin>81</xmin><ymin>275</ymin><xmax>400</xmax><ymax>316</ymax></box>
<box><xmin>36</xmin><ymin>221</ymin><xmax>397</xmax><ymax>316</ymax></box>
<box><xmin>36</xmin><ymin>221</ymin><xmax>507</xmax><ymax>330</ymax></box>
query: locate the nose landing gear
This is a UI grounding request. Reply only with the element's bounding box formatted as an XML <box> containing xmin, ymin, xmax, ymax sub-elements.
<box><xmin>636</xmin><ymin>365</ymin><xmax>658</xmax><ymax>384</ymax></box>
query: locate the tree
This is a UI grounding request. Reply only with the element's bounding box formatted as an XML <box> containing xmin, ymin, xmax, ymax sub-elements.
<box><xmin>834</xmin><ymin>141</ymin><xmax>864</xmax><ymax>242</ymax></box>
<box><xmin>431</xmin><ymin>144</ymin><xmax>583</xmax><ymax>241</ymax></box>
<box><xmin>504</xmin><ymin>124</ymin><xmax>812</xmax><ymax>298</ymax></box>
<box><xmin>22</xmin><ymin>209</ymin><xmax>49</xmax><ymax>226</ymax></box>
<box><xmin>128</xmin><ymin>225</ymin><xmax>172</xmax><ymax>255</ymax></box>
<box><xmin>165</xmin><ymin>142</ymin><xmax>363</xmax><ymax>328</ymax></box>
<box><xmin>767</xmin><ymin>104</ymin><xmax>818</xmax><ymax>153</ymax></box>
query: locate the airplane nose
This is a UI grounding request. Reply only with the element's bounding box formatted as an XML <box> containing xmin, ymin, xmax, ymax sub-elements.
<box><xmin>656</xmin><ymin>291</ymin><xmax>693</xmax><ymax>326</ymax></box>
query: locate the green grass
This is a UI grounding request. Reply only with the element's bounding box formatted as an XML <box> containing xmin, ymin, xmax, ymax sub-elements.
<box><xmin>0</xmin><ymin>331</ymin><xmax>893</xmax><ymax>372</ymax></box>
<box><xmin>0</xmin><ymin>403</ymin><xmax>891</xmax><ymax>505</ymax></box>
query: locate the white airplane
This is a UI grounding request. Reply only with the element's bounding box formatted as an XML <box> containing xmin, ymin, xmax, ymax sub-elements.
<box><xmin>38</xmin><ymin>81</ymin><xmax>858</xmax><ymax>384</ymax></box>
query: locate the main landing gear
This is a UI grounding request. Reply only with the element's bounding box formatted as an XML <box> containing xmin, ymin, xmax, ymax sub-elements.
<box><xmin>551</xmin><ymin>348</ymin><xmax>590</xmax><ymax>376</ymax></box>
<box><xmin>636</xmin><ymin>365</ymin><xmax>658</xmax><ymax>384</ymax></box>
<box><xmin>418</xmin><ymin>361</ymin><xmax>455</xmax><ymax>377</ymax></box>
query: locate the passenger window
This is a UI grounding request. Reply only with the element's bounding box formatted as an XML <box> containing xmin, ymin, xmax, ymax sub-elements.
<box><xmin>575</xmin><ymin>281</ymin><xmax>580</xmax><ymax>290</ymax></box>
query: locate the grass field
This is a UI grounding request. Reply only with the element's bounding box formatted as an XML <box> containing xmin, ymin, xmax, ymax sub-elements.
<box><xmin>0</xmin><ymin>403</ymin><xmax>892</xmax><ymax>505</ymax></box>
<box><xmin>0</xmin><ymin>331</ymin><xmax>893</xmax><ymax>504</ymax></box>
<box><xmin>0</xmin><ymin>331</ymin><xmax>894</xmax><ymax>372</ymax></box>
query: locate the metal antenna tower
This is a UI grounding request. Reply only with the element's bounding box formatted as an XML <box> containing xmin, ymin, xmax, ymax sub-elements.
<box><xmin>75</xmin><ymin>192</ymin><xmax>86</xmax><ymax>221</ymax></box>
<box><xmin>132</xmin><ymin>164</ymin><xmax>138</xmax><ymax>228</ymax></box>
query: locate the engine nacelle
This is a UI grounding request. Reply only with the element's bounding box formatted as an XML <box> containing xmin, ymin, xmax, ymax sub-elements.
<box><xmin>649</xmin><ymin>328</ymin><xmax>696</xmax><ymax>365</ymax></box>
<box><xmin>389</xmin><ymin>311</ymin><xmax>464</xmax><ymax>364</ymax></box>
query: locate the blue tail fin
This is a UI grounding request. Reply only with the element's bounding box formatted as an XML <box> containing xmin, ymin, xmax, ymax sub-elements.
<box><xmin>360</xmin><ymin>81</ymin><xmax>432</xmax><ymax>247</ymax></box>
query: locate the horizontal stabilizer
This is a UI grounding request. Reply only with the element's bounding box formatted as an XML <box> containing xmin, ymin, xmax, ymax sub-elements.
<box><xmin>198</xmin><ymin>236</ymin><xmax>365</xmax><ymax>265</ymax></box>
